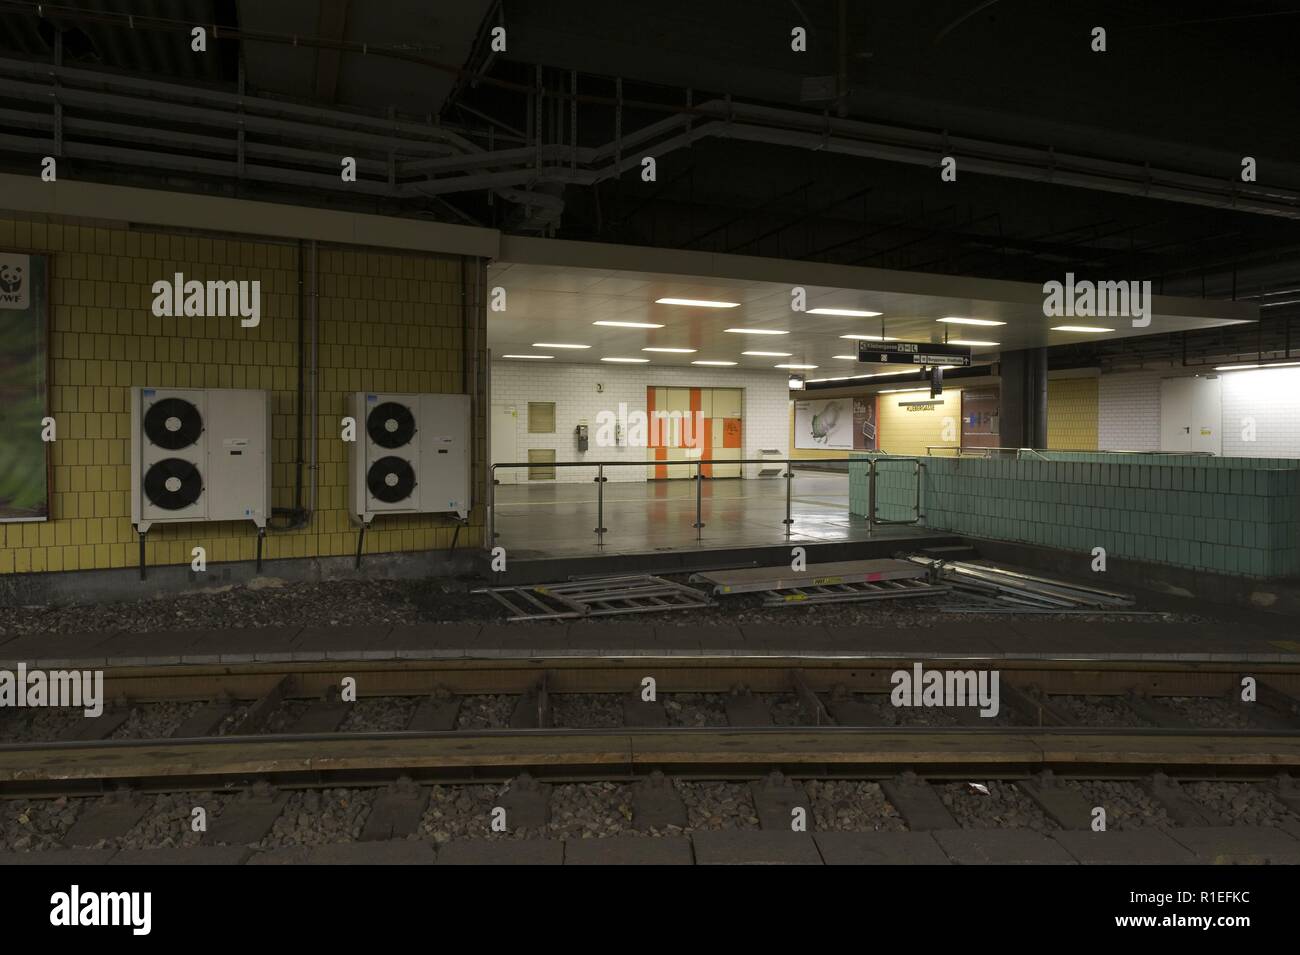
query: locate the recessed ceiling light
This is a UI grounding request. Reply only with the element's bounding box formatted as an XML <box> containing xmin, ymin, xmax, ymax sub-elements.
<box><xmin>840</xmin><ymin>334</ymin><xmax>899</xmax><ymax>341</ymax></box>
<box><xmin>594</xmin><ymin>320</ymin><xmax>664</xmax><ymax>329</ymax></box>
<box><xmin>725</xmin><ymin>328</ymin><xmax>788</xmax><ymax>335</ymax></box>
<box><xmin>937</xmin><ymin>317</ymin><xmax>1006</xmax><ymax>326</ymax></box>
<box><xmin>946</xmin><ymin>339</ymin><xmax>1000</xmax><ymax>347</ymax></box>
<box><xmin>742</xmin><ymin>350</ymin><xmax>792</xmax><ymax>357</ymax></box>
<box><xmin>532</xmin><ymin>342</ymin><xmax>589</xmax><ymax>349</ymax></box>
<box><xmin>1051</xmin><ymin>325</ymin><xmax>1113</xmax><ymax>333</ymax></box>
<box><xmin>776</xmin><ymin>363</ymin><xmax>818</xmax><ymax>369</ymax></box>
<box><xmin>880</xmin><ymin>387</ymin><xmax>932</xmax><ymax>394</ymax></box>
<box><xmin>692</xmin><ymin>360</ymin><xmax>737</xmax><ymax>366</ymax></box>
<box><xmin>642</xmin><ymin>347</ymin><xmax>697</xmax><ymax>353</ymax></box>
<box><xmin>654</xmin><ymin>297</ymin><xmax>740</xmax><ymax>308</ymax></box>
<box><xmin>831</xmin><ymin>355</ymin><xmax>858</xmax><ymax>360</ymax></box>
<box><xmin>807</xmin><ymin>307</ymin><xmax>883</xmax><ymax>317</ymax></box>
<box><xmin>601</xmin><ymin>357</ymin><xmax>650</xmax><ymax>363</ymax></box>
<box><xmin>502</xmin><ymin>354</ymin><xmax>553</xmax><ymax>360</ymax></box>
<box><xmin>1215</xmin><ymin>360</ymin><xmax>1300</xmax><ymax>371</ymax></box>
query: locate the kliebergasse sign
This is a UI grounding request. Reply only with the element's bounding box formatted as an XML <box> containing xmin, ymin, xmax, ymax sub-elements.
<box><xmin>1042</xmin><ymin>272</ymin><xmax>1152</xmax><ymax>327</ymax></box>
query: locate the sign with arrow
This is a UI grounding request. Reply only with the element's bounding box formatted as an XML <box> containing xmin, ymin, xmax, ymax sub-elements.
<box><xmin>856</xmin><ymin>340</ymin><xmax>972</xmax><ymax>366</ymax></box>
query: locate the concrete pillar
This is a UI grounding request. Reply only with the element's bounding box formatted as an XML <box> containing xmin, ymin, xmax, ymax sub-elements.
<box><xmin>999</xmin><ymin>348</ymin><xmax>1048</xmax><ymax>449</ymax></box>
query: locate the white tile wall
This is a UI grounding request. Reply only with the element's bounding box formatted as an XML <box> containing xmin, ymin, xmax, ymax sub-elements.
<box><xmin>1221</xmin><ymin>367</ymin><xmax>1300</xmax><ymax>457</ymax></box>
<box><xmin>490</xmin><ymin>359</ymin><xmax>791</xmax><ymax>482</ymax></box>
<box><xmin>1098</xmin><ymin>370</ymin><xmax>1162</xmax><ymax>451</ymax></box>
<box><xmin>1098</xmin><ymin>366</ymin><xmax>1300</xmax><ymax>458</ymax></box>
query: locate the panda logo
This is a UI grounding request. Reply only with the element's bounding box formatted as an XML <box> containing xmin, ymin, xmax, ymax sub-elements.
<box><xmin>0</xmin><ymin>262</ymin><xmax>22</xmax><ymax>294</ymax></box>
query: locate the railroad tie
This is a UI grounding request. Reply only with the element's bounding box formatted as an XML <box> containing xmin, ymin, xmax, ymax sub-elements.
<box><xmin>880</xmin><ymin>773</ymin><xmax>959</xmax><ymax>831</ymax></box>
<box><xmin>204</xmin><ymin>781</ymin><xmax>290</xmax><ymax>846</ymax></box>
<box><xmin>360</xmin><ymin>778</ymin><xmax>431</xmax><ymax>841</ymax></box>
<box><xmin>61</xmin><ymin>790</ymin><xmax>149</xmax><ymax>847</ymax></box>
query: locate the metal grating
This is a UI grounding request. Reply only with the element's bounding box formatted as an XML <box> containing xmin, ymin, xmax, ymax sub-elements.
<box><xmin>477</xmin><ymin>575</ymin><xmax>712</xmax><ymax>621</ymax></box>
<box><xmin>759</xmin><ymin>577</ymin><xmax>949</xmax><ymax>607</ymax></box>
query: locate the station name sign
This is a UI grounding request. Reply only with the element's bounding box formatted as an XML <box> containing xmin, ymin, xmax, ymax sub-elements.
<box><xmin>857</xmin><ymin>340</ymin><xmax>972</xmax><ymax>366</ymax></box>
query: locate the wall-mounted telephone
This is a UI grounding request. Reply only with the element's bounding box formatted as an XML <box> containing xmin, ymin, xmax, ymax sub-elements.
<box><xmin>575</xmin><ymin>423</ymin><xmax>589</xmax><ymax>453</ymax></box>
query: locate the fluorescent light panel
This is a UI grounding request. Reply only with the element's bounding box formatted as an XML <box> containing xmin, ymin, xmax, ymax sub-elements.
<box><xmin>807</xmin><ymin>307</ymin><xmax>882</xmax><ymax>317</ymax></box>
<box><xmin>1215</xmin><ymin>361</ymin><xmax>1300</xmax><ymax>371</ymax></box>
<box><xmin>742</xmin><ymin>350</ymin><xmax>792</xmax><ymax>357</ymax></box>
<box><xmin>594</xmin><ymin>320</ymin><xmax>663</xmax><ymax>328</ymax></box>
<box><xmin>840</xmin><ymin>334</ymin><xmax>899</xmax><ymax>341</ymax></box>
<box><xmin>654</xmin><ymin>297</ymin><xmax>740</xmax><ymax>308</ymax></box>
<box><xmin>937</xmin><ymin>317</ymin><xmax>1005</xmax><ymax>327</ymax></box>
<box><xmin>601</xmin><ymin>357</ymin><xmax>649</xmax><ymax>363</ymax></box>
<box><xmin>503</xmin><ymin>354</ymin><xmax>553</xmax><ymax>359</ymax></box>
<box><xmin>692</xmin><ymin>360</ymin><xmax>737</xmax><ymax>366</ymax></box>
<box><xmin>532</xmin><ymin>342</ymin><xmax>589</xmax><ymax>349</ymax></box>
<box><xmin>1051</xmin><ymin>325</ymin><xmax>1113</xmax><ymax>333</ymax></box>
<box><xmin>946</xmin><ymin>339</ymin><xmax>999</xmax><ymax>347</ymax></box>
<box><xmin>642</xmin><ymin>347</ymin><xmax>696</xmax><ymax>353</ymax></box>
<box><xmin>776</xmin><ymin>363</ymin><xmax>817</xmax><ymax>369</ymax></box>
<box><xmin>725</xmin><ymin>328</ymin><xmax>788</xmax><ymax>335</ymax></box>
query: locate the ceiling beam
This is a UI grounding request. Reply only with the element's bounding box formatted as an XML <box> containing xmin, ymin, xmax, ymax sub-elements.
<box><xmin>313</xmin><ymin>0</ymin><xmax>350</xmax><ymax>103</ymax></box>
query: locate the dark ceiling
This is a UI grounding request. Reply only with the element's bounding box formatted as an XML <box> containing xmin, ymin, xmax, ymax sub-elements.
<box><xmin>1</xmin><ymin>0</ymin><xmax>1298</xmax><ymax>326</ymax></box>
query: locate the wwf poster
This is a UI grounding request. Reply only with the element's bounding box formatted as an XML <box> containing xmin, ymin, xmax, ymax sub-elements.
<box><xmin>0</xmin><ymin>252</ymin><xmax>50</xmax><ymax>522</ymax></box>
<box><xmin>853</xmin><ymin>396</ymin><xmax>877</xmax><ymax>451</ymax></box>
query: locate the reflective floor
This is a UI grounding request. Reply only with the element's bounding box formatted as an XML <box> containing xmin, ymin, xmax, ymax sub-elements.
<box><xmin>489</xmin><ymin>470</ymin><xmax>937</xmax><ymax>557</ymax></box>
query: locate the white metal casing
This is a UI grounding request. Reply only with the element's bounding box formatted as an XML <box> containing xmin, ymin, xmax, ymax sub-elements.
<box><xmin>131</xmin><ymin>386</ymin><xmax>271</xmax><ymax>533</ymax></box>
<box><xmin>349</xmin><ymin>391</ymin><xmax>471</xmax><ymax>524</ymax></box>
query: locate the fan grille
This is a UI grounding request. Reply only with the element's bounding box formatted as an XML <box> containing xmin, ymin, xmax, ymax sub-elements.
<box><xmin>367</xmin><ymin>456</ymin><xmax>416</xmax><ymax>503</ymax></box>
<box><xmin>143</xmin><ymin>458</ymin><xmax>203</xmax><ymax>510</ymax></box>
<box><xmin>144</xmin><ymin>397</ymin><xmax>203</xmax><ymax>449</ymax></box>
<box><xmin>367</xmin><ymin>401</ymin><xmax>416</xmax><ymax>449</ymax></box>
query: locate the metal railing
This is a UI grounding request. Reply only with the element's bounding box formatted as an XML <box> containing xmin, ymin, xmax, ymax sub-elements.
<box><xmin>486</xmin><ymin>456</ymin><xmax>925</xmax><ymax>549</ymax></box>
<box><xmin>926</xmin><ymin>446</ymin><xmax>1218</xmax><ymax>458</ymax></box>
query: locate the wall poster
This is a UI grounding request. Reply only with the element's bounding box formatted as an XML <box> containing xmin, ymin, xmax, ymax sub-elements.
<box><xmin>0</xmin><ymin>251</ymin><xmax>50</xmax><ymax>522</ymax></box>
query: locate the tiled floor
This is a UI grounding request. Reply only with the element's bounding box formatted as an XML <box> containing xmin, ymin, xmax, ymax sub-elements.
<box><xmin>490</xmin><ymin>470</ymin><xmax>929</xmax><ymax>556</ymax></box>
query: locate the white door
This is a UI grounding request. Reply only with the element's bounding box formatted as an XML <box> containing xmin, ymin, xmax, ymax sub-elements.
<box><xmin>1160</xmin><ymin>377</ymin><xmax>1221</xmax><ymax>454</ymax></box>
<box><xmin>491</xmin><ymin>404</ymin><xmax>519</xmax><ymax>484</ymax></box>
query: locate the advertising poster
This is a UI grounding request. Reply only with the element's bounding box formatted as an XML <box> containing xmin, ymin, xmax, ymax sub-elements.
<box><xmin>853</xmin><ymin>395</ymin><xmax>877</xmax><ymax>451</ymax></box>
<box><xmin>0</xmin><ymin>251</ymin><xmax>50</xmax><ymax>522</ymax></box>
<box><xmin>794</xmin><ymin>397</ymin><xmax>854</xmax><ymax>450</ymax></box>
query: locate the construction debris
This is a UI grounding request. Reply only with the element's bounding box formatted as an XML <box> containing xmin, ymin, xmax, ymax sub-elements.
<box><xmin>689</xmin><ymin>558</ymin><xmax>948</xmax><ymax>608</ymax></box>
<box><xmin>903</xmin><ymin>556</ymin><xmax>1135</xmax><ymax>612</ymax></box>
<box><xmin>476</xmin><ymin>575</ymin><xmax>712</xmax><ymax>621</ymax></box>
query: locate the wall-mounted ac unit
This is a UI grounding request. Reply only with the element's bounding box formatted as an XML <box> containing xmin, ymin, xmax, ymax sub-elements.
<box><xmin>349</xmin><ymin>392</ymin><xmax>470</xmax><ymax>525</ymax></box>
<box><xmin>130</xmin><ymin>387</ymin><xmax>271</xmax><ymax>534</ymax></box>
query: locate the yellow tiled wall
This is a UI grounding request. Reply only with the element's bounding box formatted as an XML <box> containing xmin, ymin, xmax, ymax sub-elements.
<box><xmin>0</xmin><ymin>213</ymin><xmax>485</xmax><ymax>575</ymax></box>
<box><xmin>875</xmin><ymin>388</ymin><xmax>963</xmax><ymax>456</ymax></box>
<box><xmin>1047</xmin><ymin>377</ymin><xmax>1100</xmax><ymax>450</ymax></box>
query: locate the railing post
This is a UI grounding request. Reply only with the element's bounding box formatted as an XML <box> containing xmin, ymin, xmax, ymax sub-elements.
<box><xmin>594</xmin><ymin>464</ymin><xmax>607</xmax><ymax>542</ymax></box>
<box><xmin>488</xmin><ymin>464</ymin><xmax>496</xmax><ymax>547</ymax></box>
<box><xmin>867</xmin><ymin>458</ymin><xmax>877</xmax><ymax>534</ymax></box>
<box><xmin>693</xmin><ymin>460</ymin><xmax>704</xmax><ymax>540</ymax></box>
<box><xmin>913</xmin><ymin>459</ymin><xmax>921</xmax><ymax>522</ymax></box>
<box><xmin>782</xmin><ymin>459</ymin><xmax>793</xmax><ymax>535</ymax></box>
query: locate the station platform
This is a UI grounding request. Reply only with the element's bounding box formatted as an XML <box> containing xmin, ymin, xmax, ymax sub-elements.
<box><xmin>2</xmin><ymin>618</ymin><xmax>1298</xmax><ymax>669</ymax></box>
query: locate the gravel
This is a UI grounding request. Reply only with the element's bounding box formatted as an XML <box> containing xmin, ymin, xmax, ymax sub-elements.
<box><xmin>1181</xmin><ymin>781</ymin><xmax>1300</xmax><ymax>827</ymax></box>
<box><xmin>678</xmin><ymin>781</ymin><xmax>760</xmax><ymax>830</ymax></box>
<box><xmin>1062</xmin><ymin>780</ymin><xmax>1174</xmax><ymax>830</ymax></box>
<box><xmin>757</xmin><ymin>693</ymin><xmax>805</xmax><ymax>726</ymax></box>
<box><xmin>1160</xmin><ymin>696</ymin><xmax>1253</xmax><ymax>729</ymax></box>
<box><xmin>110</xmin><ymin>701</ymin><xmax>204</xmax><ymax>740</ymax></box>
<box><xmin>0</xmin><ymin>572</ymin><xmax>1198</xmax><ymax>636</ymax></box>
<box><xmin>0</xmin><ymin>708</ymin><xmax>87</xmax><ymax>743</ymax></box>
<box><xmin>0</xmin><ymin>797</ymin><xmax>78</xmax><ymax>851</ymax></box>
<box><xmin>806</xmin><ymin>780</ymin><xmax>907</xmax><ymax>831</ymax></box>
<box><xmin>338</xmin><ymin>697</ymin><xmax>417</xmax><ymax>732</ymax></box>
<box><xmin>118</xmin><ymin>792</ymin><xmax>230</xmax><ymax>849</ymax></box>
<box><xmin>551</xmin><ymin>694</ymin><xmax>623</xmax><ymax>729</ymax></box>
<box><xmin>663</xmin><ymin>693</ymin><xmax>728</xmax><ymax>727</ymax></box>
<box><xmin>1052</xmin><ymin>694</ymin><xmax>1151</xmax><ymax>727</ymax></box>
<box><xmin>259</xmin><ymin>788</ymin><xmax>374</xmax><ymax>847</ymax></box>
<box><xmin>455</xmin><ymin>695</ymin><xmax>515</xmax><ymax>729</ymax></box>
<box><xmin>938</xmin><ymin>780</ymin><xmax>1057</xmax><ymax>831</ymax></box>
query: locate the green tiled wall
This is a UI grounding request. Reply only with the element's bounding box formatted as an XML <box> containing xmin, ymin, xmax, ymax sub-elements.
<box><xmin>850</xmin><ymin>452</ymin><xmax>1300</xmax><ymax>578</ymax></box>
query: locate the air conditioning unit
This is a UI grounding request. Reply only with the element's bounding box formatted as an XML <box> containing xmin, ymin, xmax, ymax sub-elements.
<box><xmin>349</xmin><ymin>392</ymin><xmax>470</xmax><ymax>525</ymax></box>
<box><xmin>130</xmin><ymin>387</ymin><xmax>271</xmax><ymax>534</ymax></box>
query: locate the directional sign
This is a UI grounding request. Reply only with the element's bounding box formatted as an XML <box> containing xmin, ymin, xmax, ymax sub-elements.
<box><xmin>856</xmin><ymin>340</ymin><xmax>972</xmax><ymax>366</ymax></box>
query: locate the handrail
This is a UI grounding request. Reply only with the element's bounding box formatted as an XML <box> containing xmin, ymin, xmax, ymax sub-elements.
<box><xmin>925</xmin><ymin>446</ymin><xmax>1218</xmax><ymax>458</ymax></box>
<box><xmin>487</xmin><ymin>455</ymin><xmax>926</xmax><ymax>550</ymax></box>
